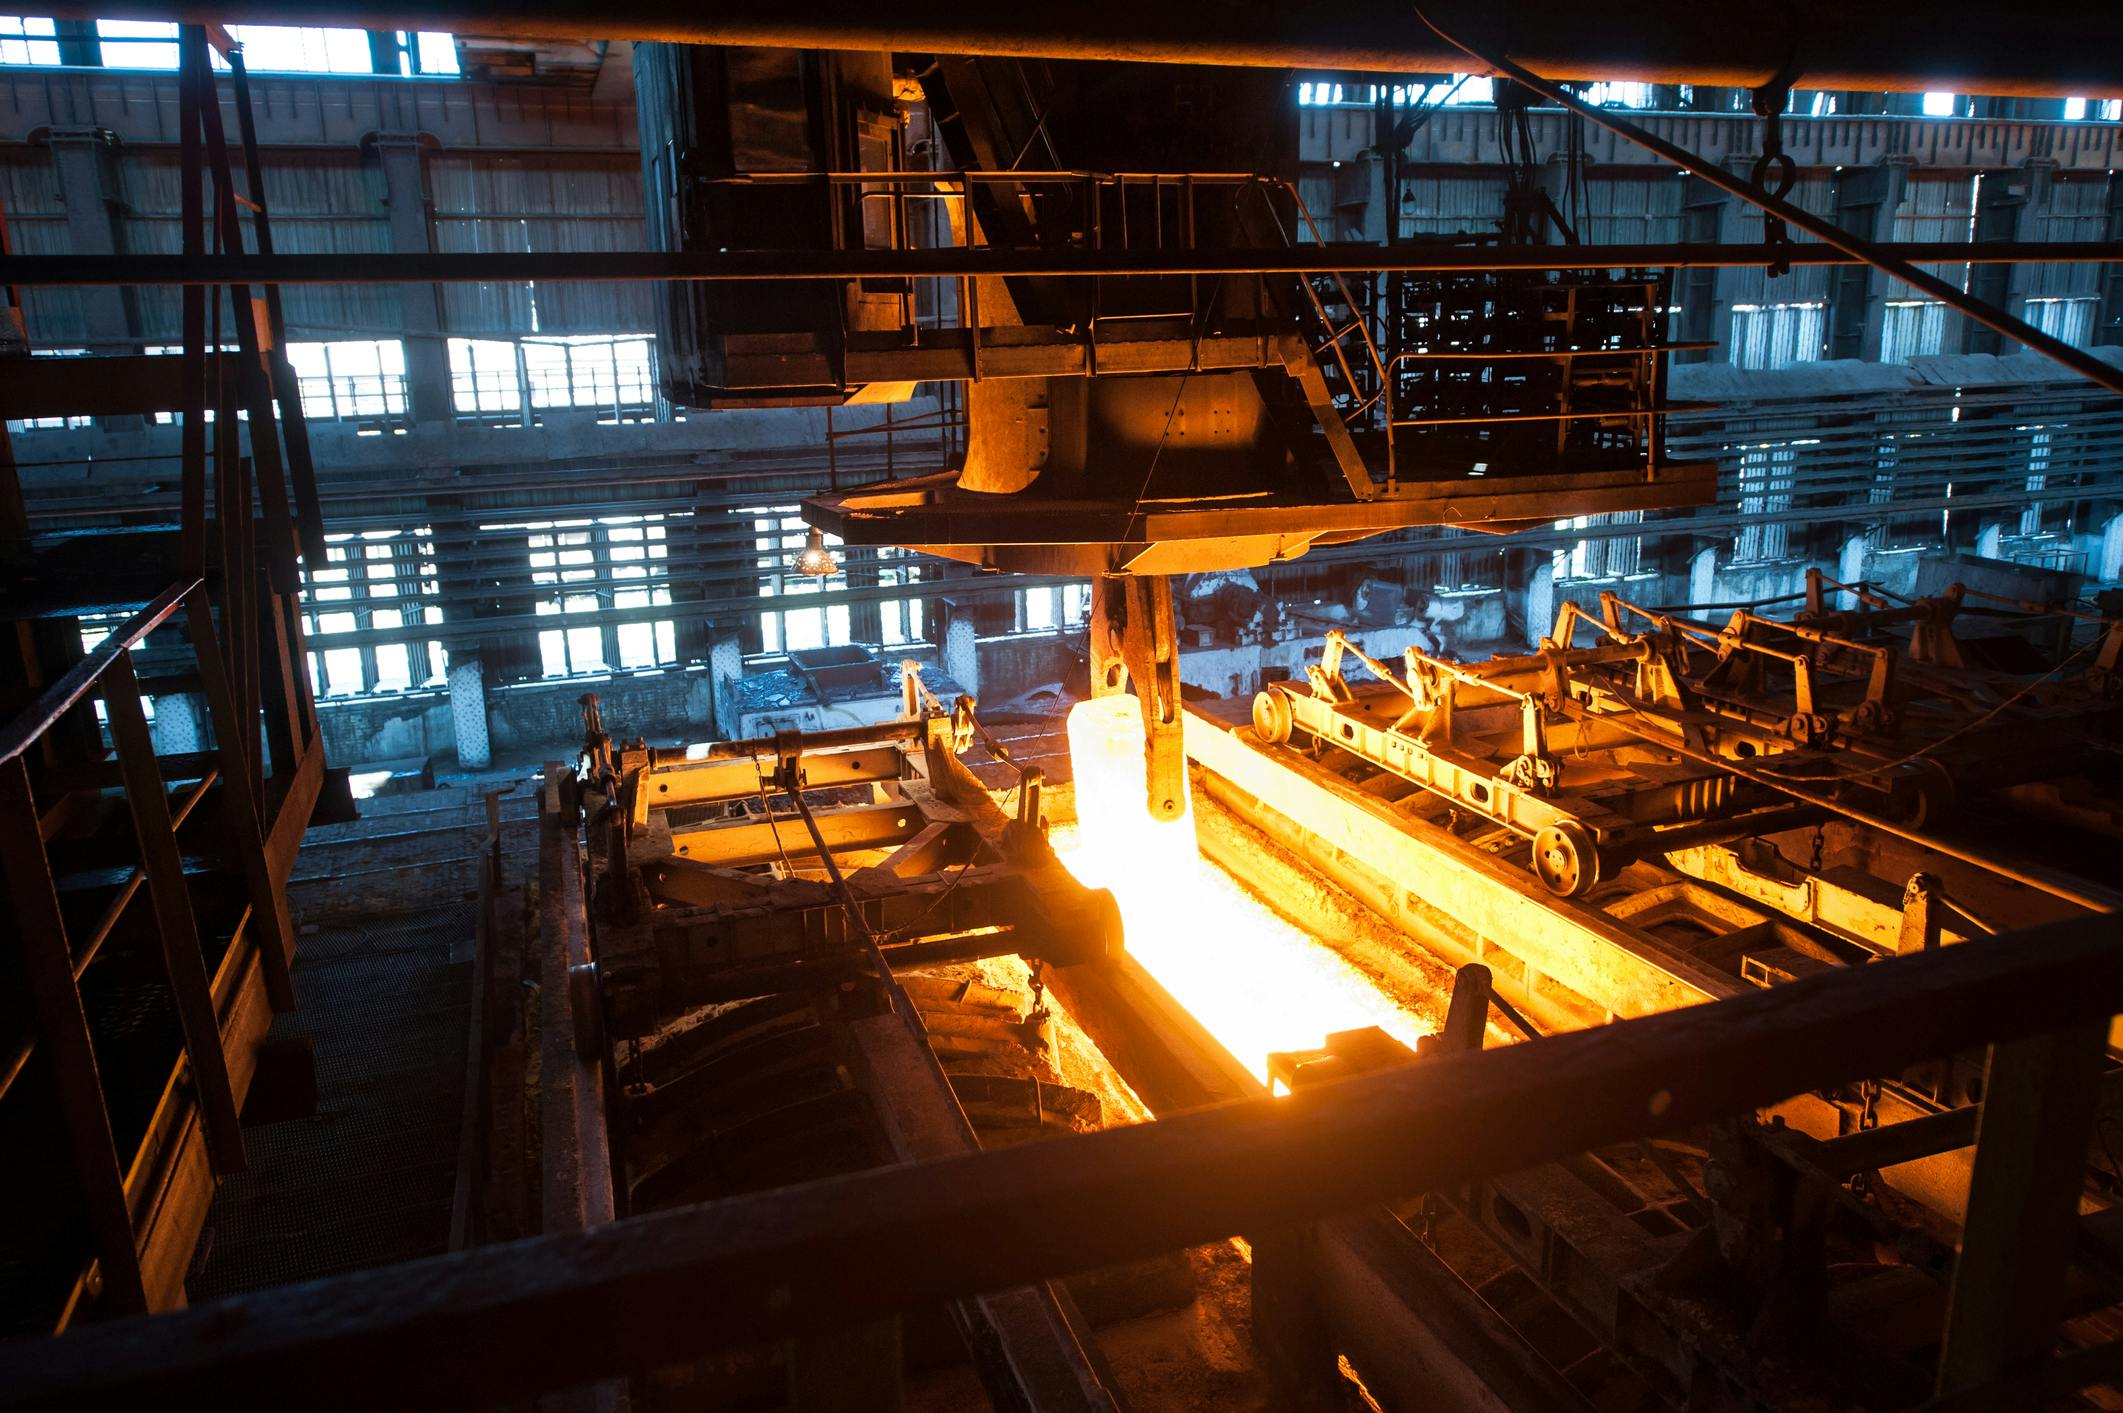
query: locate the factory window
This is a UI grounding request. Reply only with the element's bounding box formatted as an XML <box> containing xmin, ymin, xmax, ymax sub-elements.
<box><xmin>93</xmin><ymin>18</ymin><xmax>178</xmax><ymax>67</ymax></box>
<box><xmin>1017</xmin><ymin>585</ymin><xmax>1092</xmax><ymax>634</ymax></box>
<box><xmin>448</xmin><ymin>338</ymin><xmax>522</xmax><ymax>415</ymax></box>
<box><xmin>1300</xmin><ymin>75</ymin><xmax>1492</xmax><ymax>107</ymax></box>
<box><xmin>1732</xmin><ymin>443</ymin><xmax>1802</xmax><ymax>562</ymax></box>
<box><xmin>2020</xmin><ymin>427</ymin><xmax>2052</xmax><ymax>537</ymax></box>
<box><xmin>875</xmin><ymin>545</ymin><xmax>928</xmax><ymax>647</ymax></box>
<box><xmin>0</xmin><ymin>19</ymin><xmax>462</xmax><ymax>73</ymax></box>
<box><xmin>605</xmin><ymin>518</ymin><xmax>677</xmax><ymax>669</ymax></box>
<box><xmin>1921</xmin><ymin>92</ymin><xmax>1963</xmax><ymax>117</ymax></box>
<box><xmin>1572</xmin><ymin>81</ymin><xmax>1658</xmax><ymax>109</ymax></box>
<box><xmin>505</xmin><ymin>514</ymin><xmax>676</xmax><ymax>678</ymax></box>
<box><xmin>1554</xmin><ymin>512</ymin><xmax>1643</xmax><ymax>581</ymax></box>
<box><xmin>2063</xmin><ymin>98</ymin><xmax>2123</xmax><ymax>121</ymax></box>
<box><xmin>1727</xmin><ymin>302</ymin><xmax>1825</xmax><ymax>371</ymax></box>
<box><xmin>0</xmin><ymin>17</ymin><xmax>59</xmax><ymax>64</ymax></box>
<box><xmin>1880</xmin><ymin>301</ymin><xmax>1949</xmax><ymax>363</ymax></box>
<box><xmin>753</xmin><ymin>511</ymin><xmax>850</xmax><ymax>655</ymax></box>
<box><xmin>2023</xmin><ymin>296</ymin><xmax>2096</xmax><ymax>349</ymax></box>
<box><xmin>521</xmin><ymin>335</ymin><xmax>656</xmax><ymax>416</ymax></box>
<box><xmin>329</xmin><ymin>28</ymin><xmax>460</xmax><ymax>77</ymax></box>
<box><xmin>302</xmin><ymin>528</ymin><xmax>444</xmax><ymax>697</ymax></box>
<box><xmin>451</xmin><ymin>335</ymin><xmax>657</xmax><ymax>420</ymax></box>
<box><xmin>221</xmin><ymin>25</ymin><xmax>371</xmax><ymax>73</ymax></box>
<box><xmin>285</xmin><ymin>339</ymin><xmax>409</xmax><ymax>421</ymax></box>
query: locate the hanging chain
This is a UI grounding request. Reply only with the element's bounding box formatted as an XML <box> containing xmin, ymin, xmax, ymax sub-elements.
<box><xmin>1808</xmin><ymin>823</ymin><xmax>1826</xmax><ymax>875</ymax></box>
<box><xmin>1844</xmin><ymin>1079</ymin><xmax>1883</xmax><ymax>1196</ymax></box>
<box><xmin>1750</xmin><ymin>81</ymin><xmax>1798</xmax><ymax>278</ymax></box>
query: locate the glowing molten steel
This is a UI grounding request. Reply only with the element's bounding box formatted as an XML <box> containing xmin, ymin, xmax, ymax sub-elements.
<box><xmin>1056</xmin><ymin>697</ymin><xmax>1431</xmax><ymax>1083</ymax></box>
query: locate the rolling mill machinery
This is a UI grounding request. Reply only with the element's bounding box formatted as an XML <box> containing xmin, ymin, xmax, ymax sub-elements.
<box><xmin>633</xmin><ymin>40</ymin><xmax>1714</xmax><ymax>821</ymax></box>
<box><xmin>11</xmin><ymin>6</ymin><xmax>2123</xmax><ymax>1413</ymax></box>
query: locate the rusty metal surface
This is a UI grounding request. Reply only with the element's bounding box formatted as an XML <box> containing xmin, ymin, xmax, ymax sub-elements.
<box><xmin>9</xmin><ymin>913</ymin><xmax>2123</xmax><ymax>1410</ymax></box>
<box><xmin>538</xmin><ymin>765</ymin><xmax>616</xmax><ymax>1237</ymax></box>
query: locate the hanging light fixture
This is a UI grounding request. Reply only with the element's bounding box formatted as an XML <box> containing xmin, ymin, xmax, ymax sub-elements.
<box><xmin>794</xmin><ymin>526</ymin><xmax>840</xmax><ymax>577</ymax></box>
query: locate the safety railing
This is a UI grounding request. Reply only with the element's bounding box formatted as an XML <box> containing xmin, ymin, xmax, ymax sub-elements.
<box><xmin>0</xmin><ymin>576</ymin><xmax>293</xmax><ymax>1322</ymax></box>
<box><xmin>0</xmin><ymin>20</ymin><xmax>325</xmax><ymax>1332</ymax></box>
<box><xmin>705</xmin><ymin>166</ymin><xmax>1400</xmax><ymax>482</ymax></box>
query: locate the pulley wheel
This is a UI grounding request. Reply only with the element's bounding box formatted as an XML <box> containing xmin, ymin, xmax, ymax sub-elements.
<box><xmin>1252</xmin><ymin>688</ymin><xmax>1294</xmax><ymax>745</ymax></box>
<box><xmin>1531</xmin><ymin>821</ymin><xmax>1602</xmax><ymax>899</ymax></box>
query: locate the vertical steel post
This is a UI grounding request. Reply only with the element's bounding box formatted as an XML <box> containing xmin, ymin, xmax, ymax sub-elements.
<box><xmin>1936</xmin><ymin>1019</ymin><xmax>2109</xmax><ymax>1393</ymax></box>
<box><xmin>101</xmin><ymin>653</ymin><xmax>246</xmax><ymax>1177</ymax></box>
<box><xmin>0</xmin><ymin>758</ymin><xmax>149</xmax><ymax>1314</ymax></box>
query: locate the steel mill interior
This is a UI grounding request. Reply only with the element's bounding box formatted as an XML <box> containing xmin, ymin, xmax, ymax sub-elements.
<box><xmin>8</xmin><ymin>6</ymin><xmax>2123</xmax><ymax>1411</ymax></box>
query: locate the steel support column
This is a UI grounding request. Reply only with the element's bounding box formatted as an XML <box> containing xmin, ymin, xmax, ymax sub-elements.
<box><xmin>367</xmin><ymin>134</ymin><xmax>453</xmax><ymax>425</ymax></box>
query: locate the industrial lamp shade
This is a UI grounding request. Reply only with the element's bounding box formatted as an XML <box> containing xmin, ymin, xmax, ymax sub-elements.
<box><xmin>795</xmin><ymin>527</ymin><xmax>840</xmax><ymax>577</ymax></box>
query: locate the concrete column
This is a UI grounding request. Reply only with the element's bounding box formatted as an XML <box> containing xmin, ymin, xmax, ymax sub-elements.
<box><xmin>1522</xmin><ymin>558</ymin><xmax>1555</xmax><ymax>649</ymax></box>
<box><xmin>1838</xmin><ymin>535</ymin><xmax>1871</xmax><ymax>610</ymax></box>
<box><xmin>448</xmin><ymin>656</ymin><xmax>491</xmax><ymax>768</ymax></box>
<box><xmin>2097</xmin><ymin>511</ymin><xmax>2123</xmax><ymax>582</ymax></box>
<box><xmin>943</xmin><ymin>611</ymin><xmax>981</xmax><ymax>700</ymax></box>
<box><xmin>367</xmin><ymin>133</ymin><xmax>453</xmax><ymax>425</ymax></box>
<box><xmin>1689</xmin><ymin>546</ymin><xmax>1719</xmax><ymax>609</ymax></box>
<box><xmin>709</xmin><ymin>631</ymin><xmax>746</xmax><ymax>739</ymax></box>
<box><xmin>148</xmin><ymin>694</ymin><xmax>205</xmax><ymax>757</ymax></box>
<box><xmin>41</xmin><ymin>128</ymin><xmax>137</xmax><ymax>353</ymax></box>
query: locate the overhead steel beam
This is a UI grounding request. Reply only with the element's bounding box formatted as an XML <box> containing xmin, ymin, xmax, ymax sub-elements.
<box><xmin>5</xmin><ymin>913</ymin><xmax>2122</xmax><ymax>1413</ymax></box>
<box><xmin>30</xmin><ymin>1</ymin><xmax>2123</xmax><ymax>97</ymax></box>
<box><xmin>1</xmin><ymin>241</ymin><xmax>2119</xmax><ymax>287</ymax></box>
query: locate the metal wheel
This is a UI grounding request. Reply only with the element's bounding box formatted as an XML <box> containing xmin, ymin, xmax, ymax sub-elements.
<box><xmin>1531</xmin><ymin>821</ymin><xmax>1602</xmax><ymax>899</ymax></box>
<box><xmin>1252</xmin><ymin>688</ymin><xmax>1294</xmax><ymax>745</ymax></box>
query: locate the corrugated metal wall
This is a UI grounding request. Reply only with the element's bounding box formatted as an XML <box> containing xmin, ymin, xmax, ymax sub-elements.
<box><xmin>1577</xmin><ymin>172</ymin><xmax>1684</xmax><ymax>245</ymax></box>
<box><xmin>1722</xmin><ymin>175</ymin><xmax>1839</xmax><ymax>309</ymax></box>
<box><xmin>4</xmin><ymin>141</ymin><xmax>648</xmax><ymax>345</ymax></box>
<box><xmin>2025</xmin><ymin>174</ymin><xmax>2109</xmax><ymax>300</ymax></box>
<box><xmin>1399</xmin><ymin>174</ymin><xmax>1507</xmax><ymax>237</ymax></box>
<box><xmin>430</xmin><ymin>153</ymin><xmax>651</xmax><ymax>335</ymax></box>
<box><xmin>114</xmin><ymin>149</ymin><xmax>396</xmax><ymax>341</ymax></box>
<box><xmin>0</xmin><ymin>152</ymin><xmax>94</xmax><ymax>345</ymax></box>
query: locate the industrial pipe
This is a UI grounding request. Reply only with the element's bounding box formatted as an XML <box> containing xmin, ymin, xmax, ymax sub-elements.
<box><xmin>34</xmin><ymin>0</ymin><xmax>2123</xmax><ymax>97</ymax></box>
<box><xmin>3</xmin><ymin>242</ymin><xmax>2121</xmax><ymax>287</ymax></box>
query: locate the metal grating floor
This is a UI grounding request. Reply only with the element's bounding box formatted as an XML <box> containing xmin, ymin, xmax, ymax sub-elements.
<box><xmin>188</xmin><ymin>903</ymin><xmax>474</xmax><ymax>1297</ymax></box>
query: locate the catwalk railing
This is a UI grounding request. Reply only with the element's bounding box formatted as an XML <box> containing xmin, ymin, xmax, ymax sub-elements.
<box><xmin>0</xmin><ymin>912</ymin><xmax>2119</xmax><ymax>1409</ymax></box>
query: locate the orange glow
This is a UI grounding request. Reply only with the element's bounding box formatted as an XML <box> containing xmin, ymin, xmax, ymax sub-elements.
<box><xmin>1055</xmin><ymin>697</ymin><xmax>1432</xmax><ymax>1083</ymax></box>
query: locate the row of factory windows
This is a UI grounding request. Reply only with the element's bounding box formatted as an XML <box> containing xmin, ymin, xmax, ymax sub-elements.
<box><xmin>289</xmin><ymin>465</ymin><xmax>2079</xmax><ymax>700</ymax></box>
<box><xmin>1727</xmin><ymin>295</ymin><xmax>2096</xmax><ymax>371</ymax></box>
<box><xmin>1296</xmin><ymin>76</ymin><xmax>2123</xmax><ymax>121</ymax></box>
<box><xmin>12</xmin><ymin>296</ymin><xmax>2094</xmax><ymax>440</ymax></box>
<box><xmin>281</xmin><ymin>334</ymin><xmax>657</xmax><ymax>422</ymax></box>
<box><xmin>294</xmin><ymin>511</ymin><xmax>1095</xmax><ymax>698</ymax></box>
<box><xmin>1556</xmin><ymin>419</ymin><xmax>2082</xmax><ymax>586</ymax></box>
<box><xmin>300</xmin><ymin>518</ymin><xmax>684</xmax><ymax>696</ymax></box>
<box><xmin>3</xmin><ymin>334</ymin><xmax>656</xmax><ymax>435</ymax></box>
<box><xmin>0</xmin><ymin>18</ymin><xmax>457</xmax><ymax>75</ymax></box>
